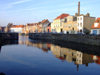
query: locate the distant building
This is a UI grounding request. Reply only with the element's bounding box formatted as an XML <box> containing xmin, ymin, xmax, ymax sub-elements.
<box><xmin>76</xmin><ymin>2</ymin><xmax>95</xmax><ymax>34</ymax></box>
<box><xmin>77</xmin><ymin>14</ymin><xmax>95</xmax><ymax>34</ymax></box>
<box><xmin>26</xmin><ymin>23</ymin><xmax>39</xmax><ymax>33</ymax></box>
<box><xmin>25</xmin><ymin>19</ymin><xmax>50</xmax><ymax>33</ymax></box>
<box><xmin>40</xmin><ymin>19</ymin><xmax>50</xmax><ymax>33</ymax></box>
<box><xmin>0</xmin><ymin>26</ymin><xmax>6</xmax><ymax>32</ymax></box>
<box><xmin>91</xmin><ymin>18</ymin><xmax>100</xmax><ymax>35</ymax></box>
<box><xmin>10</xmin><ymin>25</ymin><xmax>24</xmax><ymax>33</ymax></box>
<box><xmin>63</xmin><ymin>16</ymin><xmax>78</xmax><ymax>34</ymax></box>
<box><xmin>51</xmin><ymin>13</ymin><xmax>69</xmax><ymax>33</ymax></box>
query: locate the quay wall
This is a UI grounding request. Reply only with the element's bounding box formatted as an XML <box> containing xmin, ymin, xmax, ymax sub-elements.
<box><xmin>29</xmin><ymin>33</ymin><xmax>100</xmax><ymax>46</ymax></box>
<box><xmin>0</xmin><ymin>33</ymin><xmax>18</xmax><ymax>40</ymax></box>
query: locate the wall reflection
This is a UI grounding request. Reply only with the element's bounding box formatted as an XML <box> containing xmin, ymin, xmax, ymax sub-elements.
<box><xmin>0</xmin><ymin>72</ymin><xmax>6</xmax><ymax>75</ymax></box>
<box><xmin>19</xmin><ymin>36</ymin><xmax>100</xmax><ymax>71</ymax></box>
<box><xmin>0</xmin><ymin>39</ymin><xmax>18</xmax><ymax>52</ymax></box>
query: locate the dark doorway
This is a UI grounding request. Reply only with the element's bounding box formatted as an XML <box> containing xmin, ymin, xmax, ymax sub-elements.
<box><xmin>48</xmin><ymin>29</ymin><xmax>49</xmax><ymax>32</ymax></box>
<box><xmin>61</xmin><ymin>29</ymin><xmax>63</xmax><ymax>33</ymax></box>
<box><xmin>80</xmin><ymin>30</ymin><xmax>82</xmax><ymax>32</ymax></box>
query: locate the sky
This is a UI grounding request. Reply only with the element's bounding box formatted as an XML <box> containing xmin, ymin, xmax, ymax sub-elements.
<box><xmin>0</xmin><ymin>0</ymin><xmax>100</xmax><ymax>26</ymax></box>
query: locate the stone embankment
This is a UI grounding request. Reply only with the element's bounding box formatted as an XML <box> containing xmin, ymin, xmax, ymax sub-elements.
<box><xmin>0</xmin><ymin>33</ymin><xmax>18</xmax><ymax>40</ymax></box>
<box><xmin>29</xmin><ymin>33</ymin><xmax>100</xmax><ymax>46</ymax></box>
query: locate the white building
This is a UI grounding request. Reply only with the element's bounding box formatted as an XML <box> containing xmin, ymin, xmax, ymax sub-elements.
<box><xmin>10</xmin><ymin>25</ymin><xmax>24</xmax><ymax>33</ymax></box>
<box><xmin>77</xmin><ymin>14</ymin><xmax>95</xmax><ymax>33</ymax></box>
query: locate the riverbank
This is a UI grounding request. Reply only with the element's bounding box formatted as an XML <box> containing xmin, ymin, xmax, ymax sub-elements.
<box><xmin>29</xmin><ymin>33</ymin><xmax>100</xmax><ymax>46</ymax></box>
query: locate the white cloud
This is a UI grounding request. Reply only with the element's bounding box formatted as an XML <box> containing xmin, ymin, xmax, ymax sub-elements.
<box><xmin>3</xmin><ymin>0</ymin><xmax>32</xmax><ymax>9</ymax></box>
<box><xmin>11</xmin><ymin>0</ymin><xmax>31</xmax><ymax>5</ymax></box>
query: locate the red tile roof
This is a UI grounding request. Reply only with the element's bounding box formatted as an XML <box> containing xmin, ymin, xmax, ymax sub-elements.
<box><xmin>91</xmin><ymin>24</ymin><xmax>100</xmax><ymax>29</ymax></box>
<box><xmin>95</xmin><ymin>18</ymin><xmax>100</xmax><ymax>22</ymax></box>
<box><xmin>41</xmin><ymin>19</ymin><xmax>49</xmax><ymax>23</ymax></box>
<box><xmin>91</xmin><ymin>18</ymin><xmax>100</xmax><ymax>29</ymax></box>
<box><xmin>11</xmin><ymin>25</ymin><xmax>24</xmax><ymax>28</ymax></box>
<box><xmin>27</xmin><ymin>19</ymin><xmax>49</xmax><ymax>26</ymax></box>
<box><xmin>55</xmin><ymin>13</ymin><xmax>69</xmax><ymax>20</ymax></box>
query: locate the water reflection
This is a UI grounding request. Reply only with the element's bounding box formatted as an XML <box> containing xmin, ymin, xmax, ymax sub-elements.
<box><xmin>0</xmin><ymin>40</ymin><xmax>18</xmax><ymax>46</ymax></box>
<box><xmin>0</xmin><ymin>72</ymin><xmax>6</xmax><ymax>75</ymax></box>
<box><xmin>0</xmin><ymin>39</ymin><xmax>18</xmax><ymax>52</ymax></box>
<box><xmin>18</xmin><ymin>36</ymin><xmax>100</xmax><ymax>71</ymax></box>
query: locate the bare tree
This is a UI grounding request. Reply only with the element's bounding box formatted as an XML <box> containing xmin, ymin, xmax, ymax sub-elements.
<box><xmin>7</xmin><ymin>23</ymin><xmax>13</xmax><ymax>27</ymax></box>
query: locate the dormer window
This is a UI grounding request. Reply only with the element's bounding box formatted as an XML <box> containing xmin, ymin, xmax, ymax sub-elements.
<box><xmin>94</xmin><ymin>23</ymin><xmax>99</xmax><ymax>27</ymax></box>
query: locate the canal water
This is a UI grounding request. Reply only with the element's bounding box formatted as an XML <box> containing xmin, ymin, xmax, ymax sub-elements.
<box><xmin>0</xmin><ymin>36</ymin><xmax>100</xmax><ymax>75</ymax></box>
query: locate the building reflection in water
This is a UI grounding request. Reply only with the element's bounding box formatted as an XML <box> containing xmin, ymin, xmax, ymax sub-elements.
<box><xmin>19</xmin><ymin>36</ymin><xmax>51</xmax><ymax>53</ymax></box>
<box><xmin>19</xmin><ymin>36</ymin><xmax>100</xmax><ymax>71</ymax></box>
<box><xmin>0</xmin><ymin>46</ymin><xmax>1</xmax><ymax>52</ymax></box>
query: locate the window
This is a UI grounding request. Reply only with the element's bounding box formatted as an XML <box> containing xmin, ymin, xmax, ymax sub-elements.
<box><xmin>80</xmin><ymin>23</ymin><xmax>82</xmax><ymax>27</ymax></box>
<box><xmin>80</xmin><ymin>17</ymin><xmax>82</xmax><ymax>20</ymax></box>
<box><xmin>78</xmin><ymin>18</ymin><xmax>80</xmax><ymax>20</ymax></box>
<box><xmin>99</xmin><ymin>30</ymin><xmax>100</xmax><ymax>34</ymax></box>
<box><xmin>93</xmin><ymin>30</ymin><xmax>97</xmax><ymax>34</ymax></box>
<box><xmin>78</xmin><ymin>23</ymin><xmax>80</xmax><ymax>26</ymax></box>
<box><xmin>72</xmin><ymin>28</ymin><xmax>74</xmax><ymax>31</ymax></box>
<box><xmin>64</xmin><ymin>18</ymin><xmax>67</xmax><ymax>22</ymax></box>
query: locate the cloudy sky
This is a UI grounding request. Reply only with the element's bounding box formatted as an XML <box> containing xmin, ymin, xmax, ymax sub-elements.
<box><xmin>0</xmin><ymin>0</ymin><xmax>100</xmax><ymax>26</ymax></box>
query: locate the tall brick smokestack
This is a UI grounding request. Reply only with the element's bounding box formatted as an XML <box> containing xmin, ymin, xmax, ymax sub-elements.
<box><xmin>78</xmin><ymin>1</ymin><xmax>80</xmax><ymax>16</ymax></box>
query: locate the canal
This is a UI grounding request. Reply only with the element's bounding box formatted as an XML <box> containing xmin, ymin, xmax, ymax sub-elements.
<box><xmin>0</xmin><ymin>36</ymin><xmax>100</xmax><ymax>75</ymax></box>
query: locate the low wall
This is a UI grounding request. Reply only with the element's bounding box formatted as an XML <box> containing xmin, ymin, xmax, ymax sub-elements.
<box><xmin>29</xmin><ymin>33</ymin><xmax>100</xmax><ymax>46</ymax></box>
<box><xmin>0</xmin><ymin>33</ymin><xmax>18</xmax><ymax>40</ymax></box>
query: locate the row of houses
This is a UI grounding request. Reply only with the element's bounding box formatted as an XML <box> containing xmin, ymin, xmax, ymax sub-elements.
<box><xmin>23</xmin><ymin>19</ymin><xmax>51</xmax><ymax>34</ymax></box>
<box><xmin>51</xmin><ymin>13</ymin><xmax>96</xmax><ymax>34</ymax></box>
<box><xmin>1</xmin><ymin>14</ymin><xmax>100</xmax><ymax>35</ymax></box>
<box><xmin>0</xmin><ymin>19</ymin><xmax>51</xmax><ymax>34</ymax></box>
<box><xmin>0</xmin><ymin>2</ymin><xmax>100</xmax><ymax>35</ymax></box>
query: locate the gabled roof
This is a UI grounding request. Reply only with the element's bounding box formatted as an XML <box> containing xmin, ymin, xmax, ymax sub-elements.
<box><xmin>55</xmin><ymin>13</ymin><xmax>69</xmax><ymax>20</ymax></box>
<box><xmin>91</xmin><ymin>18</ymin><xmax>100</xmax><ymax>29</ymax></box>
<box><xmin>41</xmin><ymin>19</ymin><xmax>49</xmax><ymax>24</ymax></box>
<box><xmin>27</xmin><ymin>19</ymin><xmax>49</xmax><ymax>26</ymax></box>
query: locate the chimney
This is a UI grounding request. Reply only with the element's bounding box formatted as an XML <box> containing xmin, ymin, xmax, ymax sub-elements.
<box><xmin>78</xmin><ymin>1</ymin><xmax>80</xmax><ymax>16</ymax></box>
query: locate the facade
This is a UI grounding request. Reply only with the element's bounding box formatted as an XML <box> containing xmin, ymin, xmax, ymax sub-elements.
<box><xmin>26</xmin><ymin>23</ymin><xmax>39</xmax><ymax>33</ymax></box>
<box><xmin>63</xmin><ymin>16</ymin><xmax>78</xmax><ymax>34</ymax></box>
<box><xmin>91</xmin><ymin>18</ymin><xmax>100</xmax><ymax>35</ymax></box>
<box><xmin>51</xmin><ymin>13</ymin><xmax>69</xmax><ymax>33</ymax></box>
<box><xmin>46</xmin><ymin>23</ymin><xmax>51</xmax><ymax>32</ymax></box>
<box><xmin>10</xmin><ymin>25</ymin><xmax>24</xmax><ymax>33</ymax></box>
<box><xmin>25</xmin><ymin>19</ymin><xmax>50</xmax><ymax>34</ymax></box>
<box><xmin>40</xmin><ymin>19</ymin><xmax>50</xmax><ymax>33</ymax></box>
<box><xmin>77</xmin><ymin>14</ymin><xmax>95</xmax><ymax>33</ymax></box>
